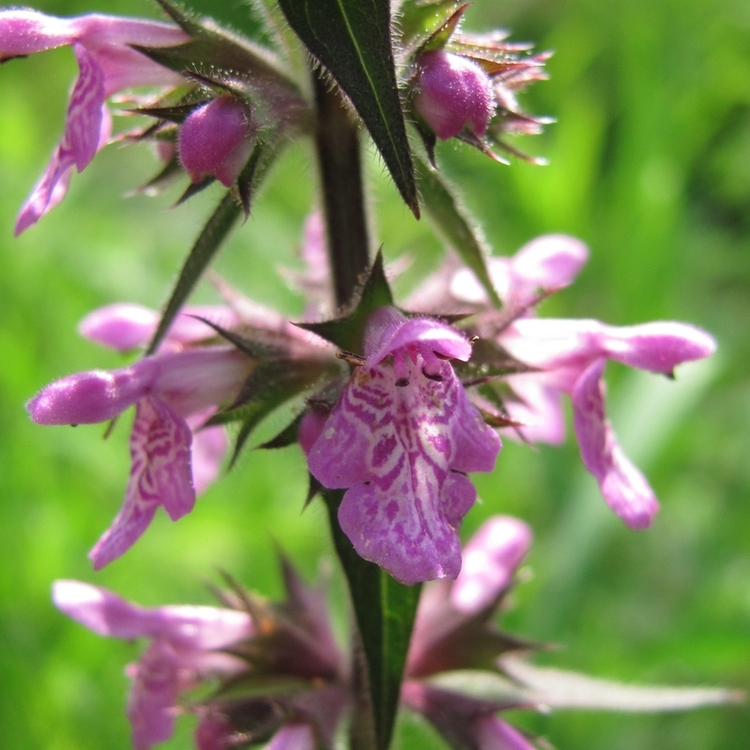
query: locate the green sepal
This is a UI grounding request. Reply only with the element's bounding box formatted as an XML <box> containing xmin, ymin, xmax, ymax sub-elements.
<box><xmin>173</xmin><ymin>174</ymin><xmax>215</xmax><ymax>206</ymax></box>
<box><xmin>397</xmin><ymin>0</ymin><xmax>462</xmax><ymax>50</ymax></box>
<box><xmin>256</xmin><ymin>412</ymin><xmax>304</xmax><ymax>450</ymax></box>
<box><xmin>141</xmin><ymin>0</ymin><xmax>304</xmax><ymax>109</ymax></box>
<box><xmin>414</xmin><ymin>156</ymin><xmax>502</xmax><ymax>308</ymax></box>
<box><xmin>455</xmin><ymin>337</ymin><xmax>535</xmax><ymax>380</ymax></box>
<box><xmin>190</xmin><ymin>317</ymin><xmax>286</xmax><ymax>360</ymax></box>
<box><xmin>129</xmin><ymin>102</ymin><xmax>204</xmax><ymax>124</ymax></box>
<box><xmin>154</xmin><ymin>0</ymin><xmax>268</xmax><ymax>43</ymax></box>
<box><xmin>146</xmin><ymin>192</ymin><xmax>242</xmax><ymax>355</ymax></box>
<box><xmin>208</xmin><ymin>360</ymin><xmax>334</xmax><ymax>465</ymax></box>
<box><xmin>276</xmin><ymin>0</ymin><xmax>419</xmax><ymax>217</ymax></box>
<box><xmin>323</xmin><ymin>489</ymin><xmax>421</xmax><ymax>750</ymax></box>
<box><xmin>297</xmin><ymin>252</ymin><xmax>393</xmax><ymax>354</ymax></box>
<box><xmin>415</xmin><ymin>3</ymin><xmax>467</xmax><ymax>56</ymax></box>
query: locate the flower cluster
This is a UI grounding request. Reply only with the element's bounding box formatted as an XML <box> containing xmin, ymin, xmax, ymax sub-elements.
<box><xmin>405</xmin><ymin>4</ymin><xmax>550</xmax><ymax>162</ymax></box>
<box><xmin>28</xmin><ymin>293</ymin><xmax>337</xmax><ymax>568</ymax></box>
<box><xmin>53</xmin><ymin>516</ymin><xmax>545</xmax><ymax>750</ymax></box>
<box><xmin>410</xmin><ymin>234</ymin><xmax>715</xmax><ymax>529</ymax></box>
<box><xmin>26</xmin><ymin>223</ymin><xmax>715</xmax><ymax>577</ymax></box>
<box><xmin>0</xmin><ymin>6</ymin><xmax>306</xmax><ymax>232</ymax></box>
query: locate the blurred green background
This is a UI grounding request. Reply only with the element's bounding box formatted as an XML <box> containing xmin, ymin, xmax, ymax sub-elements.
<box><xmin>0</xmin><ymin>0</ymin><xmax>748</xmax><ymax>748</ymax></box>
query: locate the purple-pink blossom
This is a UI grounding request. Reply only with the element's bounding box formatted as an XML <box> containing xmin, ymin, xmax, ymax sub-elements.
<box><xmin>0</xmin><ymin>10</ymin><xmax>188</xmax><ymax>233</ymax></box>
<box><xmin>29</xmin><ymin>344</ymin><xmax>253</xmax><ymax>568</ymax></box>
<box><xmin>178</xmin><ymin>96</ymin><xmax>256</xmax><ymax>186</ymax></box>
<box><xmin>402</xmin><ymin>515</ymin><xmax>540</xmax><ymax>749</ymax></box>
<box><xmin>304</xmin><ymin>307</ymin><xmax>501</xmax><ymax>585</ymax></box>
<box><xmin>53</xmin><ymin>579</ymin><xmax>253</xmax><ymax>750</ymax></box>
<box><xmin>415</xmin><ymin>234</ymin><xmax>716</xmax><ymax>530</ymax></box>
<box><xmin>53</xmin><ymin>561</ymin><xmax>347</xmax><ymax>750</ymax></box>
<box><xmin>499</xmin><ymin>317</ymin><xmax>715</xmax><ymax>529</ymax></box>
<box><xmin>413</xmin><ymin>50</ymin><xmax>496</xmax><ymax>140</ymax></box>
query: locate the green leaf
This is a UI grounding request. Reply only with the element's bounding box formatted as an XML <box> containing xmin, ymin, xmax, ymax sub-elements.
<box><xmin>146</xmin><ymin>141</ymin><xmax>276</xmax><ymax>355</ymax></box>
<box><xmin>414</xmin><ymin>156</ymin><xmax>502</xmax><ymax>308</ymax></box>
<box><xmin>209</xmin><ymin>359</ymin><xmax>333</xmax><ymax>464</ymax></box>
<box><xmin>500</xmin><ymin>656</ymin><xmax>745</xmax><ymax>712</ymax></box>
<box><xmin>143</xmin><ymin>0</ymin><xmax>304</xmax><ymax>110</ymax></box>
<box><xmin>424</xmin><ymin>669</ymin><xmax>532</xmax><ymax>708</ymax></box>
<box><xmin>276</xmin><ymin>0</ymin><xmax>419</xmax><ymax>216</ymax></box>
<box><xmin>146</xmin><ymin>192</ymin><xmax>242</xmax><ymax>355</ymax></box>
<box><xmin>324</xmin><ymin>490</ymin><xmax>421</xmax><ymax>750</ymax></box>
<box><xmin>297</xmin><ymin>252</ymin><xmax>393</xmax><ymax>354</ymax></box>
<box><xmin>156</xmin><ymin>0</ymin><xmax>268</xmax><ymax>43</ymax></box>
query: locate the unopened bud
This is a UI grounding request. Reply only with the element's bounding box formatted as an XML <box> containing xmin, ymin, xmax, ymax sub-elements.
<box><xmin>413</xmin><ymin>50</ymin><xmax>495</xmax><ymax>140</ymax></box>
<box><xmin>178</xmin><ymin>96</ymin><xmax>255</xmax><ymax>186</ymax></box>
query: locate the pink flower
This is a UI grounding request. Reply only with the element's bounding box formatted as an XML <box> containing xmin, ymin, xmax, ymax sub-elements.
<box><xmin>402</xmin><ymin>515</ymin><xmax>540</xmax><ymax>749</ymax></box>
<box><xmin>0</xmin><ymin>10</ymin><xmax>188</xmax><ymax>233</ymax></box>
<box><xmin>440</xmin><ymin>234</ymin><xmax>716</xmax><ymax>529</ymax></box>
<box><xmin>54</xmin><ymin>561</ymin><xmax>347</xmax><ymax>750</ymax></box>
<box><xmin>413</xmin><ymin>50</ymin><xmax>496</xmax><ymax>140</ymax></box>
<box><xmin>178</xmin><ymin>96</ymin><xmax>256</xmax><ymax>186</ymax></box>
<box><xmin>29</xmin><ymin>343</ymin><xmax>254</xmax><ymax>568</ymax></box>
<box><xmin>501</xmin><ymin>317</ymin><xmax>715</xmax><ymax>527</ymax></box>
<box><xmin>304</xmin><ymin>307</ymin><xmax>501</xmax><ymax>585</ymax></box>
<box><xmin>406</xmin><ymin>515</ymin><xmax>532</xmax><ymax>677</ymax></box>
<box><xmin>52</xmin><ymin>580</ymin><xmax>253</xmax><ymax>750</ymax></box>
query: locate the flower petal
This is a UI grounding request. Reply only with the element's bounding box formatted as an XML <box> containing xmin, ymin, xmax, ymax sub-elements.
<box><xmin>508</xmin><ymin>234</ymin><xmax>589</xmax><ymax>300</ymax></box>
<box><xmin>89</xmin><ymin>396</ymin><xmax>194</xmax><ymax>569</ymax></box>
<box><xmin>0</xmin><ymin>10</ymin><xmax>76</xmax><ymax>57</ymax></box>
<box><xmin>265</xmin><ymin>723</ymin><xmax>316</xmax><ymax>750</ymax></box>
<box><xmin>572</xmin><ymin>359</ymin><xmax>658</xmax><ymax>528</ymax></box>
<box><xmin>317</xmin><ymin>359</ymin><xmax>496</xmax><ymax>583</ymax></box>
<box><xmin>451</xmin><ymin>516</ymin><xmax>532</xmax><ymax>614</ymax></box>
<box><xmin>52</xmin><ymin>579</ymin><xmax>151</xmax><ymax>638</ymax></box>
<box><xmin>27</xmin><ymin>365</ymin><xmax>153</xmax><ymax>425</ymax></box>
<box><xmin>78</xmin><ymin>303</ymin><xmax>159</xmax><ymax>351</ymax></box>
<box><xmin>364</xmin><ymin>307</ymin><xmax>471</xmax><ymax>364</ymax></box>
<box><xmin>127</xmin><ymin>640</ymin><xmax>182</xmax><ymax>750</ymax></box>
<box><xmin>14</xmin><ymin>44</ymin><xmax>107</xmax><ymax>234</ymax></box>
<box><xmin>475</xmin><ymin>714</ymin><xmax>539</xmax><ymax>750</ymax></box>
<box><xmin>601</xmin><ymin>321</ymin><xmax>716</xmax><ymax>375</ymax></box>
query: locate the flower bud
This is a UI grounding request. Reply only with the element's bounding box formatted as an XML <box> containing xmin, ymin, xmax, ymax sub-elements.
<box><xmin>178</xmin><ymin>96</ymin><xmax>255</xmax><ymax>186</ymax></box>
<box><xmin>413</xmin><ymin>50</ymin><xmax>495</xmax><ymax>140</ymax></box>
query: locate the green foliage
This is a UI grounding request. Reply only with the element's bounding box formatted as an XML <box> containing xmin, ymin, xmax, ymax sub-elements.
<box><xmin>277</xmin><ymin>0</ymin><xmax>419</xmax><ymax>215</ymax></box>
<box><xmin>324</xmin><ymin>490</ymin><xmax>422</xmax><ymax>750</ymax></box>
<box><xmin>300</xmin><ymin>252</ymin><xmax>394</xmax><ymax>354</ymax></box>
<box><xmin>415</xmin><ymin>156</ymin><xmax>502</xmax><ymax>307</ymax></box>
<box><xmin>146</xmin><ymin>191</ymin><xmax>241</xmax><ymax>354</ymax></box>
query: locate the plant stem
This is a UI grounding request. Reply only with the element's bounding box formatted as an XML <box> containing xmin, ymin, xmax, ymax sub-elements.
<box><xmin>313</xmin><ymin>68</ymin><xmax>370</xmax><ymax>308</ymax></box>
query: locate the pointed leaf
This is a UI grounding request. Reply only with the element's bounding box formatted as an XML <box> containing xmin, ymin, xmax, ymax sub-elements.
<box><xmin>142</xmin><ymin>1</ymin><xmax>304</xmax><ymax>107</ymax></box>
<box><xmin>297</xmin><ymin>252</ymin><xmax>393</xmax><ymax>354</ymax></box>
<box><xmin>424</xmin><ymin>669</ymin><xmax>535</xmax><ymax>709</ymax></box>
<box><xmin>146</xmin><ymin>192</ymin><xmax>241</xmax><ymax>354</ymax></box>
<box><xmin>324</xmin><ymin>489</ymin><xmax>421</xmax><ymax>750</ymax></box>
<box><xmin>257</xmin><ymin>412</ymin><xmax>305</xmax><ymax>450</ymax></box>
<box><xmin>146</xmin><ymin>143</ymin><xmax>278</xmax><ymax>355</ymax></box>
<box><xmin>415</xmin><ymin>156</ymin><xmax>502</xmax><ymax>308</ymax></box>
<box><xmin>276</xmin><ymin>0</ymin><xmax>418</xmax><ymax>215</ymax></box>
<box><xmin>156</xmin><ymin>0</ymin><xmax>268</xmax><ymax>43</ymax></box>
<box><xmin>501</xmin><ymin>656</ymin><xmax>745</xmax><ymax>712</ymax></box>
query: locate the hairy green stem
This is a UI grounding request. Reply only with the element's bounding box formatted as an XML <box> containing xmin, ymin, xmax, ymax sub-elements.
<box><xmin>313</xmin><ymin>68</ymin><xmax>370</xmax><ymax>308</ymax></box>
